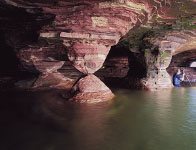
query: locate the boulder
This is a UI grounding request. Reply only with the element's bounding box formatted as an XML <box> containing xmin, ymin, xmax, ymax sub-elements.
<box><xmin>69</xmin><ymin>74</ymin><xmax>114</xmax><ymax>103</ymax></box>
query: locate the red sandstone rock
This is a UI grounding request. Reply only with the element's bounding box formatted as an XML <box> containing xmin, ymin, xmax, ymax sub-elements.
<box><xmin>68</xmin><ymin>42</ymin><xmax>111</xmax><ymax>74</ymax></box>
<box><xmin>17</xmin><ymin>41</ymin><xmax>67</xmax><ymax>73</ymax></box>
<box><xmin>3</xmin><ymin>0</ymin><xmax>153</xmax><ymax>75</ymax></box>
<box><xmin>33</xmin><ymin>58</ymin><xmax>64</xmax><ymax>75</ymax></box>
<box><xmin>17</xmin><ymin>42</ymin><xmax>75</xmax><ymax>88</ymax></box>
<box><xmin>69</xmin><ymin>74</ymin><xmax>114</xmax><ymax>103</ymax></box>
<box><xmin>131</xmin><ymin>30</ymin><xmax>196</xmax><ymax>90</ymax></box>
<box><xmin>1</xmin><ymin>0</ymin><xmax>196</xmax><ymax>94</ymax></box>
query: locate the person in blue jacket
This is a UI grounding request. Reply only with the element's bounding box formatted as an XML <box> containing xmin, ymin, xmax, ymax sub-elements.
<box><xmin>173</xmin><ymin>69</ymin><xmax>185</xmax><ymax>87</ymax></box>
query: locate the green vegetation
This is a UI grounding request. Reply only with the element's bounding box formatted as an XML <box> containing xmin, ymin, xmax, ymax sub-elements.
<box><xmin>118</xmin><ymin>23</ymin><xmax>172</xmax><ymax>53</ymax></box>
<box><xmin>175</xmin><ymin>16</ymin><xmax>196</xmax><ymax>30</ymax></box>
<box><xmin>117</xmin><ymin>0</ymin><xmax>196</xmax><ymax>56</ymax></box>
<box><xmin>179</xmin><ymin>0</ymin><xmax>196</xmax><ymax>13</ymax></box>
<box><xmin>159</xmin><ymin>51</ymin><xmax>171</xmax><ymax>58</ymax></box>
<box><xmin>119</xmin><ymin>15</ymin><xmax>195</xmax><ymax>53</ymax></box>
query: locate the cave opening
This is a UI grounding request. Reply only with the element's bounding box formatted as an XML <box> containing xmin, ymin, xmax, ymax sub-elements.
<box><xmin>127</xmin><ymin>51</ymin><xmax>147</xmax><ymax>89</ymax></box>
<box><xmin>168</xmin><ymin>49</ymin><xmax>196</xmax><ymax>87</ymax></box>
<box><xmin>0</xmin><ymin>3</ymin><xmax>56</xmax><ymax>87</ymax></box>
<box><xmin>95</xmin><ymin>45</ymin><xmax>130</xmax><ymax>88</ymax></box>
<box><xmin>190</xmin><ymin>62</ymin><xmax>196</xmax><ymax>67</ymax></box>
<box><xmin>95</xmin><ymin>44</ymin><xmax>147</xmax><ymax>89</ymax></box>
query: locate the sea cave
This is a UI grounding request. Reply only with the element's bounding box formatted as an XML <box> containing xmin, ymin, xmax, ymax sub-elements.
<box><xmin>0</xmin><ymin>0</ymin><xmax>196</xmax><ymax>150</ymax></box>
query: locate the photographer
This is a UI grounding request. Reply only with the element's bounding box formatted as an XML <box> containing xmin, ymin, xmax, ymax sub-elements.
<box><xmin>173</xmin><ymin>68</ymin><xmax>185</xmax><ymax>87</ymax></box>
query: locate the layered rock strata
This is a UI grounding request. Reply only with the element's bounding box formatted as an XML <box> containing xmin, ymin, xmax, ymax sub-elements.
<box><xmin>122</xmin><ymin>29</ymin><xmax>196</xmax><ymax>90</ymax></box>
<box><xmin>2</xmin><ymin>0</ymin><xmax>148</xmax><ymax>101</ymax></box>
<box><xmin>142</xmin><ymin>31</ymin><xmax>196</xmax><ymax>90</ymax></box>
<box><xmin>9</xmin><ymin>0</ymin><xmax>153</xmax><ymax>101</ymax></box>
<box><xmin>17</xmin><ymin>41</ymin><xmax>74</xmax><ymax>88</ymax></box>
<box><xmin>1</xmin><ymin>0</ymin><xmax>196</xmax><ymax>97</ymax></box>
<box><xmin>69</xmin><ymin>74</ymin><xmax>114</xmax><ymax>103</ymax></box>
<box><xmin>141</xmin><ymin>49</ymin><xmax>173</xmax><ymax>90</ymax></box>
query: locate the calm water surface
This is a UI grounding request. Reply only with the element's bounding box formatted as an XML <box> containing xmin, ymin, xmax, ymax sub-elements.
<box><xmin>0</xmin><ymin>87</ymin><xmax>196</xmax><ymax>150</ymax></box>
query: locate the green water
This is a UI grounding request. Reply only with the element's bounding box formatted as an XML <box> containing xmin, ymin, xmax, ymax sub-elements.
<box><xmin>0</xmin><ymin>87</ymin><xmax>196</xmax><ymax>150</ymax></box>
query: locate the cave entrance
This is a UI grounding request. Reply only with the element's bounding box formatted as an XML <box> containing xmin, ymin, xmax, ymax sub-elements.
<box><xmin>190</xmin><ymin>62</ymin><xmax>196</xmax><ymax>67</ymax></box>
<box><xmin>95</xmin><ymin>45</ymin><xmax>147</xmax><ymax>89</ymax></box>
<box><xmin>167</xmin><ymin>50</ymin><xmax>196</xmax><ymax>87</ymax></box>
<box><xmin>127</xmin><ymin>51</ymin><xmax>147</xmax><ymax>89</ymax></box>
<box><xmin>95</xmin><ymin>45</ymin><xmax>130</xmax><ymax>88</ymax></box>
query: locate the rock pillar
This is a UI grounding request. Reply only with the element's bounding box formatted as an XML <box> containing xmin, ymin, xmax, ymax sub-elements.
<box><xmin>17</xmin><ymin>43</ymin><xmax>74</xmax><ymax>89</ymax></box>
<box><xmin>141</xmin><ymin>49</ymin><xmax>173</xmax><ymax>90</ymax></box>
<box><xmin>32</xmin><ymin>58</ymin><xmax>72</xmax><ymax>88</ymax></box>
<box><xmin>66</xmin><ymin>41</ymin><xmax>115</xmax><ymax>103</ymax></box>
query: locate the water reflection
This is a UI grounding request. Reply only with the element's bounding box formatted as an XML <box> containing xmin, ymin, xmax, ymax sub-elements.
<box><xmin>0</xmin><ymin>88</ymin><xmax>196</xmax><ymax>150</ymax></box>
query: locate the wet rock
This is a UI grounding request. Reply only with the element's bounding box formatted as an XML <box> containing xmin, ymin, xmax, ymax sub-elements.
<box><xmin>141</xmin><ymin>69</ymin><xmax>173</xmax><ymax>90</ymax></box>
<box><xmin>141</xmin><ymin>48</ymin><xmax>173</xmax><ymax>90</ymax></box>
<box><xmin>69</xmin><ymin>74</ymin><xmax>114</xmax><ymax>103</ymax></box>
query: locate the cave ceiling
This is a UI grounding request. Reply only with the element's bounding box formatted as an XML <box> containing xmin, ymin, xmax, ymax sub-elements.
<box><xmin>170</xmin><ymin>49</ymin><xmax>196</xmax><ymax>67</ymax></box>
<box><xmin>0</xmin><ymin>0</ymin><xmax>196</xmax><ymax>60</ymax></box>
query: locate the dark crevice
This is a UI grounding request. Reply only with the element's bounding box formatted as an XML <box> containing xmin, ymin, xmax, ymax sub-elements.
<box><xmin>127</xmin><ymin>51</ymin><xmax>147</xmax><ymax>89</ymax></box>
<box><xmin>0</xmin><ymin>4</ymin><xmax>55</xmax><ymax>78</ymax></box>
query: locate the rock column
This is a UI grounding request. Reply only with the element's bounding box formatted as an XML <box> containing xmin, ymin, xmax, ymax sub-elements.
<box><xmin>17</xmin><ymin>43</ymin><xmax>74</xmax><ymax>89</ymax></box>
<box><xmin>66</xmin><ymin>41</ymin><xmax>115</xmax><ymax>103</ymax></box>
<box><xmin>141</xmin><ymin>49</ymin><xmax>173</xmax><ymax>90</ymax></box>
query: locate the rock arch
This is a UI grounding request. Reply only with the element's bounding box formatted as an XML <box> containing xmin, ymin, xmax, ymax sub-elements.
<box><xmin>1</xmin><ymin>0</ymin><xmax>196</xmax><ymax>101</ymax></box>
<box><xmin>138</xmin><ymin>30</ymin><xmax>196</xmax><ymax>90</ymax></box>
<box><xmin>1</xmin><ymin>0</ymin><xmax>152</xmax><ymax>102</ymax></box>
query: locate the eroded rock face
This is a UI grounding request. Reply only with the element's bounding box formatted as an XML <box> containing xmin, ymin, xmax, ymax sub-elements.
<box><xmin>1</xmin><ymin>0</ymin><xmax>196</xmax><ymax>97</ymax></box>
<box><xmin>17</xmin><ymin>40</ymin><xmax>67</xmax><ymax>72</ymax></box>
<box><xmin>69</xmin><ymin>74</ymin><xmax>114</xmax><ymax>103</ymax></box>
<box><xmin>32</xmin><ymin>0</ymin><xmax>152</xmax><ymax>99</ymax></box>
<box><xmin>145</xmin><ymin>31</ymin><xmax>196</xmax><ymax>90</ymax></box>
<box><xmin>137</xmin><ymin>48</ymin><xmax>172</xmax><ymax>90</ymax></box>
<box><xmin>39</xmin><ymin>0</ymin><xmax>150</xmax><ymax>74</ymax></box>
<box><xmin>143</xmin><ymin>31</ymin><xmax>196</xmax><ymax>90</ymax></box>
<box><xmin>2</xmin><ymin>0</ymin><xmax>153</xmax><ymax>75</ymax></box>
<box><xmin>169</xmin><ymin>50</ymin><xmax>196</xmax><ymax>67</ymax></box>
<box><xmin>0</xmin><ymin>0</ymin><xmax>152</xmax><ymax>100</ymax></box>
<box><xmin>120</xmin><ymin>26</ymin><xmax>196</xmax><ymax>90</ymax></box>
<box><xmin>67</xmin><ymin>42</ymin><xmax>111</xmax><ymax>74</ymax></box>
<box><xmin>17</xmin><ymin>41</ymin><xmax>75</xmax><ymax>88</ymax></box>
